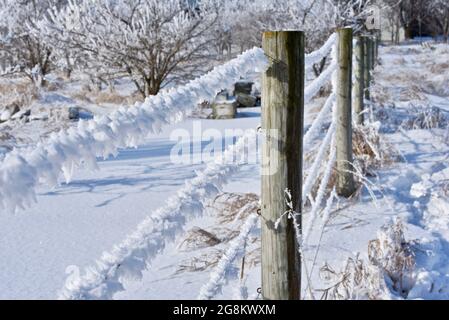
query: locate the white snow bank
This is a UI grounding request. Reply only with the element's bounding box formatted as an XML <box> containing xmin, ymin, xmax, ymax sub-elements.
<box><xmin>0</xmin><ymin>48</ymin><xmax>268</xmax><ymax>212</ymax></box>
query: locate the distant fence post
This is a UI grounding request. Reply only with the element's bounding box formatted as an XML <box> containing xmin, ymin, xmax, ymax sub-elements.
<box><xmin>363</xmin><ymin>36</ymin><xmax>372</xmax><ymax>100</ymax></box>
<box><xmin>261</xmin><ymin>31</ymin><xmax>304</xmax><ymax>300</ymax></box>
<box><xmin>336</xmin><ymin>28</ymin><xmax>356</xmax><ymax>197</ymax></box>
<box><xmin>353</xmin><ymin>35</ymin><xmax>365</xmax><ymax>125</ymax></box>
<box><xmin>375</xmin><ymin>32</ymin><xmax>380</xmax><ymax>62</ymax></box>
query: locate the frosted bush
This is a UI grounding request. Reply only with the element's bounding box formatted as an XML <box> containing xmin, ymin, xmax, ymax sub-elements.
<box><xmin>319</xmin><ymin>220</ymin><xmax>416</xmax><ymax>300</ymax></box>
<box><xmin>368</xmin><ymin>219</ymin><xmax>416</xmax><ymax>298</ymax></box>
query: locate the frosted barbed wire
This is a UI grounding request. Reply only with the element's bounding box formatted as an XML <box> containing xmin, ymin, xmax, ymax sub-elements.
<box><xmin>302</xmin><ymin>116</ymin><xmax>335</xmax><ymax>203</ymax></box>
<box><xmin>303</xmin><ymin>136</ymin><xmax>336</xmax><ymax>245</ymax></box>
<box><xmin>0</xmin><ymin>47</ymin><xmax>268</xmax><ymax>212</ymax></box>
<box><xmin>58</xmin><ymin>129</ymin><xmax>259</xmax><ymax>300</ymax></box>
<box><xmin>197</xmin><ymin>213</ymin><xmax>259</xmax><ymax>300</ymax></box>
<box><xmin>320</xmin><ymin>189</ymin><xmax>337</xmax><ymax>227</ymax></box>
<box><xmin>305</xmin><ymin>33</ymin><xmax>337</xmax><ymax>66</ymax></box>
<box><xmin>303</xmin><ymin>36</ymin><xmax>339</xmax><ymax>244</ymax></box>
<box><xmin>303</xmin><ymin>92</ymin><xmax>335</xmax><ymax>152</ymax></box>
<box><xmin>304</xmin><ymin>61</ymin><xmax>337</xmax><ymax>105</ymax></box>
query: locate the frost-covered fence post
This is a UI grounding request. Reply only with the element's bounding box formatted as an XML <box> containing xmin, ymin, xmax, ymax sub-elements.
<box><xmin>374</xmin><ymin>33</ymin><xmax>380</xmax><ymax>63</ymax></box>
<box><xmin>261</xmin><ymin>31</ymin><xmax>304</xmax><ymax>300</ymax></box>
<box><xmin>370</xmin><ymin>36</ymin><xmax>376</xmax><ymax>68</ymax></box>
<box><xmin>363</xmin><ymin>36</ymin><xmax>372</xmax><ymax>100</ymax></box>
<box><xmin>353</xmin><ymin>35</ymin><xmax>365</xmax><ymax>125</ymax></box>
<box><xmin>336</xmin><ymin>28</ymin><xmax>356</xmax><ymax>197</ymax></box>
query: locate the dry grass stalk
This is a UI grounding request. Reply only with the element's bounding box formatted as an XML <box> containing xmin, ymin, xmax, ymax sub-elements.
<box><xmin>176</xmin><ymin>192</ymin><xmax>260</xmax><ymax>274</ymax></box>
<box><xmin>318</xmin><ymin>255</ymin><xmax>388</xmax><ymax>300</ymax></box>
<box><xmin>0</xmin><ymin>81</ymin><xmax>40</xmax><ymax>110</ymax></box>
<box><xmin>176</xmin><ymin>249</ymin><xmax>224</xmax><ymax>273</ymax></box>
<box><xmin>353</xmin><ymin>122</ymin><xmax>400</xmax><ymax>175</ymax></box>
<box><xmin>69</xmin><ymin>88</ymin><xmax>143</xmax><ymax>106</ymax></box>
<box><xmin>206</xmin><ymin>192</ymin><xmax>259</xmax><ymax>224</ymax></box>
<box><xmin>319</xmin><ymin>220</ymin><xmax>416</xmax><ymax>300</ymax></box>
<box><xmin>401</xmin><ymin>105</ymin><xmax>447</xmax><ymax>130</ymax></box>
<box><xmin>177</xmin><ymin>227</ymin><xmax>221</xmax><ymax>252</ymax></box>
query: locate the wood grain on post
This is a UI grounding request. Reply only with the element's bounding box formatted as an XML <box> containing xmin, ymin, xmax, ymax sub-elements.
<box><xmin>261</xmin><ymin>31</ymin><xmax>304</xmax><ymax>300</ymax></box>
<box><xmin>336</xmin><ymin>28</ymin><xmax>356</xmax><ymax>197</ymax></box>
<box><xmin>353</xmin><ymin>36</ymin><xmax>365</xmax><ymax>125</ymax></box>
<box><xmin>363</xmin><ymin>36</ymin><xmax>371</xmax><ymax>100</ymax></box>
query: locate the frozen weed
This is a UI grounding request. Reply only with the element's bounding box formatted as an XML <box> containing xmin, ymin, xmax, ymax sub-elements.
<box><xmin>401</xmin><ymin>104</ymin><xmax>447</xmax><ymax>130</ymax></box>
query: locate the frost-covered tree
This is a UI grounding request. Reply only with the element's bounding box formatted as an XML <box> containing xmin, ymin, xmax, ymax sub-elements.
<box><xmin>212</xmin><ymin>0</ymin><xmax>336</xmax><ymax>54</ymax></box>
<box><xmin>213</xmin><ymin>0</ymin><xmax>378</xmax><ymax>56</ymax></box>
<box><xmin>429</xmin><ymin>0</ymin><xmax>449</xmax><ymax>42</ymax></box>
<box><xmin>36</xmin><ymin>0</ymin><xmax>219</xmax><ymax>97</ymax></box>
<box><xmin>380</xmin><ymin>0</ymin><xmax>447</xmax><ymax>41</ymax></box>
<box><xmin>397</xmin><ymin>0</ymin><xmax>434</xmax><ymax>39</ymax></box>
<box><xmin>0</xmin><ymin>0</ymin><xmax>64</xmax><ymax>84</ymax></box>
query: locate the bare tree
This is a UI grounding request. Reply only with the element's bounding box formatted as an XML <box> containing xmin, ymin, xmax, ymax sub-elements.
<box><xmin>429</xmin><ymin>0</ymin><xmax>449</xmax><ymax>42</ymax></box>
<box><xmin>0</xmin><ymin>0</ymin><xmax>64</xmax><ymax>85</ymax></box>
<box><xmin>36</xmin><ymin>0</ymin><xmax>219</xmax><ymax>97</ymax></box>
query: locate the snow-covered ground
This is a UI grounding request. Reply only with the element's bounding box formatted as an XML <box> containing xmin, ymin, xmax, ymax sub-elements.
<box><xmin>303</xmin><ymin>43</ymin><xmax>449</xmax><ymax>300</ymax></box>
<box><xmin>0</xmin><ymin>111</ymin><xmax>261</xmax><ymax>299</ymax></box>
<box><xmin>0</xmin><ymin>43</ymin><xmax>449</xmax><ymax>300</ymax></box>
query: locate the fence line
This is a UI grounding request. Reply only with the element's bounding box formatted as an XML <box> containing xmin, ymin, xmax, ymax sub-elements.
<box><xmin>296</xmin><ymin>34</ymin><xmax>340</xmax><ymax>270</ymax></box>
<box><xmin>0</xmin><ymin>48</ymin><xmax>268</xmax><ymax>212</ymax></box>
<box><xmin>0</xmin><ymin>22</ymin><xmax>381</xmax><ymax>301</ymax></box>
<box><xmin>0</xmin><ymin>29</ymin><xmax>346</xmax><ymax>300</ymax></box>
<box><xmin>55</xmin><ymin>32</ymin><xmax>341</xmax><ymax>300</ymax></box>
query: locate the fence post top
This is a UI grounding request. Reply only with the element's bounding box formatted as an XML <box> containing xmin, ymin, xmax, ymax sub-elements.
<box><xmin>263</xmin><ymin>30</ymin><xmax>304</xmax><ymax>38</ymax></box>
<box><xmin>337</xmin><ymin>27</ymin><xmax>353</xmax><ymax>34</ymax></box>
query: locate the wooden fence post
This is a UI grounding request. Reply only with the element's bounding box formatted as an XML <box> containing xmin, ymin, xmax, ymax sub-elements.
<box><xmin>336</xmin><ymin>28</ymin><xmax>356</xmax><ymax>197</ymax></box>
<box><xmin>261</xmin><ymin>31</ymin><xmax>304</xmax><ymax>300</ymax></box>
<box><xmin>374</xmin><ymin>31</ymin><xmax>381</xmax><ymax>64</ymax></box>
<box><xmin>353</xmin><ymin>35</ymin><xmax>365</xmax><ymax>125</ymax></box>
<box><xmin>363</xmin><ymin>36</ymin><xmax>372</xmax><ymax>100</ymax></box>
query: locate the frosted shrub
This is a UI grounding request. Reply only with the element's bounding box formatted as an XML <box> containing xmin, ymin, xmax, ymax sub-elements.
<box><xmin>368</xmin><ymin>219</ymin><xmax>416</xmax><ymax>298</ymax></box>
<box><xmin>352</xmin><ymin>121</ymin><xmax>400</xmax><ymax>176</ymax></box>
<box><xmin>319</xmin><ymin>255</ymin><xmax>391</xmax><ymax>300</ymax></box>
<box><xmin>319</xmin><ymin>220</ymin><xmax>416</xmax><ymax>300</ymax></box>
